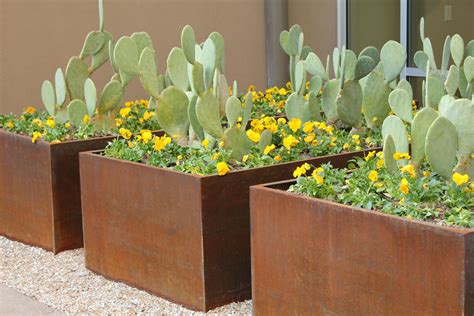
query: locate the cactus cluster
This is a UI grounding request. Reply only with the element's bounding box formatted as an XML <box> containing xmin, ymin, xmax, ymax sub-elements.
<box><xmin>382</xmin><ymin>18</ymin><xmax>474</xmax><ymax>180</ymax></box>
<box><xmin>280</xmin><ymin>25</ymin><xmax>407</xmax><ymax>132</ymax></box>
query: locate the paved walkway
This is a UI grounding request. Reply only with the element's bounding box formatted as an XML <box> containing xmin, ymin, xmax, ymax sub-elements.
<box><xmin>0</xmin><ymin>285</ymin><xmax>63</xmax><ymax>315</ymax></box>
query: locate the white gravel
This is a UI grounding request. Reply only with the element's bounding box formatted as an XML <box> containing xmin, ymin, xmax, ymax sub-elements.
<box><xmin>0</xmin><ymin>236</ymin><xmax>252</xmax><ymax>315</ymax></box>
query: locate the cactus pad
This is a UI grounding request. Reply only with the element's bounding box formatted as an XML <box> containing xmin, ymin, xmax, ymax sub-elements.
<box><xmin>380</xmin><ymin>41</ymin><xmax>406</xmax><ymax>83</ymax></box>
<box><xmin>41</xmin><ymin>80</ymin><xmax>56</xmax><ymax>116</ymax></box>
<box><xmin>167</xmin><ymin>47</ymin><xmax>190</xmax><ymax>91</ymax></box>
<box><xmin>181</xmin><ymin>25</ymin><xmax>196</xmax><ymax>64</ymax></box>
<box><xmin>67</xmin><ymin>99</ymin><xmax>88</xmax><ymax>126</ymax></box>
<box><xmin>411</xmin><ymin>107</ymin><xmax>438</xmax><ymax>166</ymax></box>
<box><xmin>84</xmin><ymin>78</ymin><xmax>97</xmax><ymax>116</ymax></box>
<box><xmin>98</xmin><ymin>80</ymin><xmax>123</xmax><ymax>113</ymax></box>
<box><xmin>138</xmin><ymin>48</ymin><xmax>160</xmax><ymax>99</ymax></box>
<box><xmin>114</xmin><ymin>36</ymin><xmax>139</xmax><ymax>76</ymax></box>
<box><xmin>196</xmin><ymin>90</ymin><xmax>223</xmax><ymax>139</ymax></box>
<box><xmin>388</xmin><ymin>88</ymin><xmax>413</xmax><ymax>123</ymax></box>
<box><xmin>65</xmin><ymin>57</ymin><xmax>89</xmax><ymax>101</ymax></box>
<box><xmin>336</xmin><ymin>80</ymin><xmax>362</xmax><ymax>127</ymax></box>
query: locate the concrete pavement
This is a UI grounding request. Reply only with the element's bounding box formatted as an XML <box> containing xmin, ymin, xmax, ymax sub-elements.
<box><xmin>0</xmin><ymin>285</ymin><xmax>63</xmax><ymax>316</ymax></box>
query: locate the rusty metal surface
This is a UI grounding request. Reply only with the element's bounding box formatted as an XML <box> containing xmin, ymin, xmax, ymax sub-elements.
<box><xmin>79</xmin><ymin>147</ymin><xmax>378</xmax><ymax>311</ymax></box>
<box><xmin>0</xmin><ymin>130</ymin><xmax>115</xmax><ymax>253</ymax></box>
<box><xmin>250</xmin><ymin>181</ymin><xmax>474</xmax><ymax>315</ymax></box>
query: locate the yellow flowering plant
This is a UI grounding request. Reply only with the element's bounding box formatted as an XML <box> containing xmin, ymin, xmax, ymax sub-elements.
<box><xmin>290</xmin><ymin>155</ymin><xmax>474</xmax><ymax>228</ymax></box>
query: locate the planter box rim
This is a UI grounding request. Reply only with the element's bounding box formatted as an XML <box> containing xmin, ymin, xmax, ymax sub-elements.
<box><xmin>81</xmin><ymin>147</ymin><xmax>381</xmax><ymax>179</ymax></box>
<box><xmin>251</xmin><ymin>179</ymin><xmax>474</xmax><ymax>234</ymax></box>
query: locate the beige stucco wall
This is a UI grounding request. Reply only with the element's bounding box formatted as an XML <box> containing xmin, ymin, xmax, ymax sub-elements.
<box><xmin>0</xmin><ymin>0</ymin><xmax>267</xmax><ymax>114</ymax></box>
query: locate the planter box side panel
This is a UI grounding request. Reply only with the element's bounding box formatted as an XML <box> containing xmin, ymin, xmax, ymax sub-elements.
<box><xmin>80</xmin><ymin>154</ymin><xmax>207</xmax><ymax>310</ymax></box>
<box><xmin>465</xmin><ymin>233</ymin><xmax>474</xmax><ymax>314</ymax></box>
<box><xmin>50</xmin><ymin>138</ymin><xmax>112</xmax><ymax>252</ymax></box>
<box><xmin>0</xmin><ymin>131</ymin><xmax>54</xmax><ymax>250</ymax></box>
<box><xmin>251</xmin><ymin>186</ymin><xmax>471</xmax><ymax>315</ymax></box>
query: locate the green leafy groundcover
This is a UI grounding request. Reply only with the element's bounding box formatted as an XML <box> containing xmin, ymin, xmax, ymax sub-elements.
<box><xmin>290</xmin><ymin>155</ymin><xmax>474</xmax><ymax>228</ymax></box>
<box><xmin>104</xmin><ymin>117</ymin><xmax>381</xmax><ymax>176</ymax></box>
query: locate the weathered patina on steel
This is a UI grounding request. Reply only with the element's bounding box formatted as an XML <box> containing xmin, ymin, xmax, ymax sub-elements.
<box><xmin>0</xmin><ymin>130</ymin><xmax>116</xmax><ymax>253</ymax></box>
<box><xmin>250</xmin><ymin>180</ymin><xmax>474</xmax><ymax>315</ymax></box>
<box><xmin>79</xmin><ymin>147</ymin><xmax>379</xmax><ymax>312</ymax></box>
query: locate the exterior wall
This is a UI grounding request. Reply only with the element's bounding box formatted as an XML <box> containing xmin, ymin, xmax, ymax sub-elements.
<box><xmin>0</xmin><ymin>0</ymin><xmax>268</xmax><ymax>114</ymax></box>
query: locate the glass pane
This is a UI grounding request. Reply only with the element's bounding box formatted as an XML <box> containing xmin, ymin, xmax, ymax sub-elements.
<box><xmin>409</xmin><ymin>0</ymin><xmax>474</xmax><ymax>67</ymax></box>
<box><xmin>348</xmin><ymin>0</ymin><xmax>400</xmax><ymax>53</ymax></box>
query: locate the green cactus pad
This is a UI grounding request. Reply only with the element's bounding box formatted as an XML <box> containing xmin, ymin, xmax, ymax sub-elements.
<box><xmin>98</xmin><ymin>80</ymin><xmax>123</xmax><ymax>114</ymax></box>
<box><xmin>119</xmin><ymin>69</ymin><xmax>134</xmax><ymax>88</ymax></box>
<box><xmin>188</xmin><ymin>94</ymin><xmax>204</xmax><ymax>140</ymax></box>
<box><xmin>388</xmin><ymin>89</ymin><xmax>413</xmax><ymax>123</ymax></box>
<box><xmin>333</xmin><ymin>47</ymin><xmax>340</xmax><ymax>79</ymax></box>
<box><xmin>354</xmin><ymin>56</ymin><xmax>375</xmax><ymax>80</ymax></box>
<box><xmin>445</xmin><ymin>65</ymin><xmax>460</xmax><ymax>96</ymax></box>
<box><xmin>308</xmin><ymin>75</ymin><xmax>322</xmax><ymax>94</ymax></box>
<box><xmin>98</xmin><ymin>0</ymin><xmax>104</xmax><ymax>31</ymax></box>
<box><xmin>308</xmin><ymin>92</ymin><xmax>322</xmax><ymax>121</ymax></box>
<box><xmin>439</xmin><ymin>98</ymin><xmax>474</xmax><ymax>156</ymax></box>
<box><xmin>217</xmin><ymin>73</ymin><xmax>230</xmax><ymax>117</ymax></box>
<box><xmin>80</xmin><ymin>31</ymin><xmax>105</xmax><ymax>59</ymax></box>
<box><xmin>55</xmin><ymin>68</ymin><xmax>67</xmax><ymax>108</ymax></box>
<box><xmin>426</xmin><ymin>76</ymin><xmax>445</xmax><ymax>109</ymax></box>
<box><xmin>362</xmin><ymin>71</ymin><xmax>391</xmax><ymax>129</ymax></box>
<box><xmin>84</xmin><ymin>78</ymin><xmax>97</xmax><ymax>116</ymax></box>
<box><xmin>279</xmin><ymin>30</ymin><xmax>291</xmax><ymax>56</ymax></box>
<box><xmin>423</xmin><ymin>38</ymin><xmax>437</xmax><ymax>71</ymax></box>
<box><xmin>414</xmin><ymin>51</ymin><xmax>429</xmax><ymax>71</ymax></box>
<box><xmin>181</xmin><ymin>25</ymin><xmax>196</xmax><ymax>64</ymax></box>
<box><xmin>450</xmin><ymin>34</ymin><xmax>465</xmax><ymax>68</ymax></box>
<box><xmin>396</xmin><ymin>79</ymin><xmax>413</xmax><ymax>101</ymax></box>
<box><xmin>305</xmin><ymin>53</ymin><xmax>327</xmax><ymax>80</ymax></box>
<box><xmin>138</xmin><ymin>48</ymin><xmax>160</xmax><ymax>99</ymax></box>
<box><xmin>131</xmin><ymin>32</ymin><xmax>154</xmax><ymax>55</ymax></box>
<box><xmin>210</xmin><ymin>32</ymin><xmax>225</xmax><ymax>72</ymax></box>
<box><xmin>91</xmin><ymin>31</ymin><xmax>113</xmax><ymax>72</ymax></box>
<box><xmin>383</xmin><ymin>135</ymin><xmax>398</xmax><ymax>173</ymax></box>
<box><xmin>225</xmin><ymin>96</ymin><xmax>242</xmax><ymax>127</ymax></box>
<box><xmin>411</xmin><ymin>107</ymin><xmax>438</xmax><ymax>166</ymax></box>
<box><xmin>65</xmin><ymin>57</ymin><xmax>89</xmax><ymax>101</ymax></box>
<box><xmin>196</xmin><ymin>90</ymin><xmax>223</xmax><ymax>139</ymax></box>
<box><xmin>167</xmin><ymin>47</ymin><xmax>190</xmax><ymax>91</ymax></box>
<box><xmin>67</xmin><ymin>99</ymin><xmax>88</xmax><ymax>126</ymax></box>
<box><xmin>359</xmin><ymin>46</ymin><xmax>380</xmax><ymax>65</ymax></box>
<box><xmin>41</xmin><ymin>80</ymin><xmax>56</xmax><ymax>116</ymax></box>
<box><xmin>285</xmin><ymin>93</ymin><xmax>310</xmax><ymax>123</ymax></box>
<box><xmin>201</xmin><ymin>39</ymin><xmax>216</xmax><ymax>89</ymax></box>
<box><xmin>288</xmin><ymin>24</ymin><xmax>302</xmax><ymax>56</ymax></box>
<box><xmin>382</xmin><ymin>115</ymin><xmax>409</xmax><ymax>156</ymax></box>
<box><xmin>223</xmin><ymin>126</ymin><xmax>252</xmax><ymax>161</ymax></box>
<box><xmin>441</xmin><ymin>36</ymin><xmax>451</xmax><ymax>76</ymax></box>
<box><xmin>380</xmin><ymin>41</ymin><xmax>406</xmax><ymax>83</ymax></box>
<box><xmin>108</xmin><ymin>40</ymin><xmax>118</xmax><ymax>73</ymax></box>
<box><xmin>114</xmin><ymin>36</ymin><xmax>139</xmax><ymax>76</ymax></box>
<box><xmin>294</xmin><ymin>61</ymin><xmax>306</xmax><ymax>94</ymax></box>
<box><xmin>258</xmin><ymin>129</ymin><xmax>273</xmax><ymax>153</ymax></box>
<box><xmin>155</xmin><ymin>86</ymin><xmax>190</xmax><ymax>143</ymax></box>
<box><xmin>466</xmin><ymin>40</ymin><xmax>474</xmax><ymax>57</ymax></box>
<box><xmin>464</xmin><ymin>56</ymin><xmax>474</xmax><ymax>83</ymax></box>
<box><xmin>322</xmin><ymin>79</ymin><xmax>340</xmax><ymax>122</ymax></box>
<box><xmin>343</xmin><ymin>50</ymin><xmax>357</xmax><ymax>81</ymax></box>
<box><xmin>241</xmin><ymin>92</ymin><xmax>254</xmax><ymax>129</ymax></box>
<box><xmin>191</xmin><ymin>62</ymin><xmax>205</xmax><ymax>95</ymax></box>
<box><xmin>336</xmin><ymin>80</ymin><xmax>363</xmax><ymax>128</ymax></box>
<box><xmin>425</xmin><ymin>116</ymin><xmax>459</xmax><ymax>179</ymax></box>
<box><xmin>301</xmin><ymin>46</ymin><xmax>312</xmax><ymax>60</ymax></box>
<box><xmin>419</xmin><ymin>17</ymin><xmax>425</xmax><ymax>41</ymax></box>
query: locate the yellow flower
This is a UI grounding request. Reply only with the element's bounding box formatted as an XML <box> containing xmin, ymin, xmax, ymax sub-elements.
<box><xmin>364</xmin><ymin>151</ymin><xmax>376</xmax><ymax>161</ymax></box>
<box><xmin>277</xmin><ymin>117</ymin><xmax>287</xmax><ymax>125</ymax></box>
<box><xmin>342</xmin><ymin>143</ymin><xmax>350</xmax><ymax>150</ymax></box>
<box><xmin>120</xmin><ymin>107</ymin><xmax>131</xmax><ymax>118</ymax></box>
<box><xmin>399</xmin><ymin>178</ymin><xmax>410</xmax><ymax>194</ymax></box>
<box><xmin>201</xmin><ymin>138</ymin><xmax>210</xmax><ymax>148</ymax></box>
<box><xmin>115</xmin><ymin>118</ymin><xmax>124</xmax><ymax>127</ymax></box>
<box><xmin>312</xmin><ymin>173</ymin><xmax>324</xmax><ymax>185</ymax></box>
<box><xmin>375</xmin><ymin>182</ymin><xmax>384</xmax><ymax>188</ymax></box>
<box><xmin>154</xmin><ymin>135</ymin><xmax>172</xmax><ymax>151</ymax></box>
<box><xmin>5</xmin><ymin>121</ymin><xmax>14</xmax><ymax>129</ymax></box>
<box><xmin>242</xmin><ymin>155</ymin><xmax>249</xmax><ymax>162</ymax></box>
<box><xmin>293</xmin><ymin>163</ymin><xmax>311</xmax><ymax>178</ymax></box>
<box><xmin>219</xmin><ymin>141</ymin><xmax>224</xmax><ymax>147</ymax></box>
<box><xmin>400</xmin><ymin>164</ymin><xmax>416</xmax><ymax>178</ymax></box>
<box><xmin>368</xmin><ymin>170</ymin><xmax>378</xmax><ymax>182</ymax></box>
<box><xmin>211</xmin><ymin>153</ymin><xmax>220</xmax><ymax>160</ymax></box>
<box><xmin>274</xmin><ymin>155</ymin><xmax>282</xmax><ymax>162</ymax></box>
<box><xmin>140</xmin><ymin>130</ymin><xmax>153</xmax><ymax>144</ymax></box>
<box><xmin>264</xmin><ymin>144</ymin><xmax>276</xmax><ymax>155</ymax></box>
<box><xmin>283</xmin><ymin>135</ymin><xmax>299</xmax><ymax>150</ymax></box>
<box><xmin>352</xmin><ymin>134</ymin><xmax>360</xmax><ymax>145</ymax></box>
<box><xmin>24</xmin><ymin>106</ymin><xmax>36</xmax><ymax>114</ymax></box>
<box><xmin>217</xmin><ymin>161</ymin><xmax>230</xmax><ymax>176</ymax></box>
<box><xmin>278</xmin><ymin>88</ymin><xmax>288</xmax><ymax>96</ymax></box>
<box><xmin>452</xmin><ymin>173</ymin><xmax>469</xmax><ymax>186</ymax></box>
<box><xmin>143</xmin><ymin>111</ymin><xmax>154</xmax><ymax>121</ymax></box>
<box><xmin>393</xmin><ymin>152</ymin><xmax>411</xmax><ymax>161</ymax></box>
<box><xmin>288</xmin><ymin>118</ymin><xmax>302</xmax><ymax>132</ymax></box>
<box><xmin>303</xmin><ymin>121</ymin><xmax>314</xmax><ymax>133</ymax></box>
<box><xmin>65</xmin><ymin>122</ymin><xmax>71</xmax><ymax>129</ymax></box>
<box><xmin>119</xmin><ymin>128</ymin><xmax>132</xmax><ymax>139</ymax></box>
<box><xmin>125</xmin><ymin>101</ymin><xmax>134</xmax><ymax>107</ymax></box>
<box><xmin>83</xmin><ymin>115</ymin><xmax>90</xmax><ymax>125</ymax></box>
<box><xmin>304</xmin><ymin>133</ymin><xmax>315</xmax><ymax>143</ymax></box>
<box><xmin>31</xmin><ymin>132</ymin><xmax>42</xmax><ymax>143</ymax></box>
<box><xmin>376</xmin><ymin>158</ymin><xmax>385</xmax><ymax>169</ymax></box>
<box><xmin>246</xmin><ymin>129</ymin><xmax>261</xmax><ymax>143</ymax></box>
<box><xmin>248</xmin><ymin>84</ymin><xmax>256</xmax><ymax>92</ymax></box>
<box><xmin>46</xmin><ymin>118</ymin><xmax>55</xmax><ymax>128</ymax></box>
<box><xmin>127</xmin><ymin>141</ymin><xmax>135</xmax><ymax>148</ymax></box>
<box><xmin>422</xmin><ymin>171</ymin><xmax>430</xmax><ymax>177</ymax></box>
<box><xmin>32</xmin><ymin>118</ymin><xmax>42</xmax><ymax>127</ymax></box>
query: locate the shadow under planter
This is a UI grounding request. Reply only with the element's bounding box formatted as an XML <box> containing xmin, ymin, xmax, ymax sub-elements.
<box><xmin>250</xmin><ymin>180</ymin><xmax>474</xmax><ymax>315</ymax></box>
<box><xmin>79</xmin><ymin>147</ymin><xmax>379</xmax><ymax>312</ymax></box>
<box><xmin>0</xmin><ymin>130</ymin><xmax>119</xmax><ymax>253</ymax></box>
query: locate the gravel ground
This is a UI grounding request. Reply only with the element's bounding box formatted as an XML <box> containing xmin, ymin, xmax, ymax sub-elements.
<box><xmin>0</xmin><ymin>236</ymin><xmax>252</xmax><ymax>315</ymax></box>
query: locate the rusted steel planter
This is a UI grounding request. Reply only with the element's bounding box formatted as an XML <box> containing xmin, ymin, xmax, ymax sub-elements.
<box><xmin>79</xmin><ymin>147</ymin><xmax>379</xmax><ymax>312</ymax></box>
<box><xmin>251</xmin><ymin>180</ymin><xmax>474</xmax><ymax>315</ymax></box>
<box><xmin>0</xmin><ymin>130</ymin><xmax>120</xmax><ymax>253</ymax></box>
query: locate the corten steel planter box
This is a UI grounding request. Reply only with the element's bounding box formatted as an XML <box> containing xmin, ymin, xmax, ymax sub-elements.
<box><xmin>79</xmin><ymin>147</ymin><xmax>379</xmax><ymax>312</ymax></box>
<box><xmin>251</xmin><ymin>180</ymin><xmax>474</xmax><ymax>315</ymax></box>
<box><xmin>0</xmin><ymin>129</ymin><xmax>120</xmax><ymax>253</ymax></box>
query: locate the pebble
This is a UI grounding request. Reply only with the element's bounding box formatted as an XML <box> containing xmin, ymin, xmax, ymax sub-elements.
<box><xmin>0</xmin><ymin>237</ymin><xmax>252</xmax><ymax>315</ymax></box>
